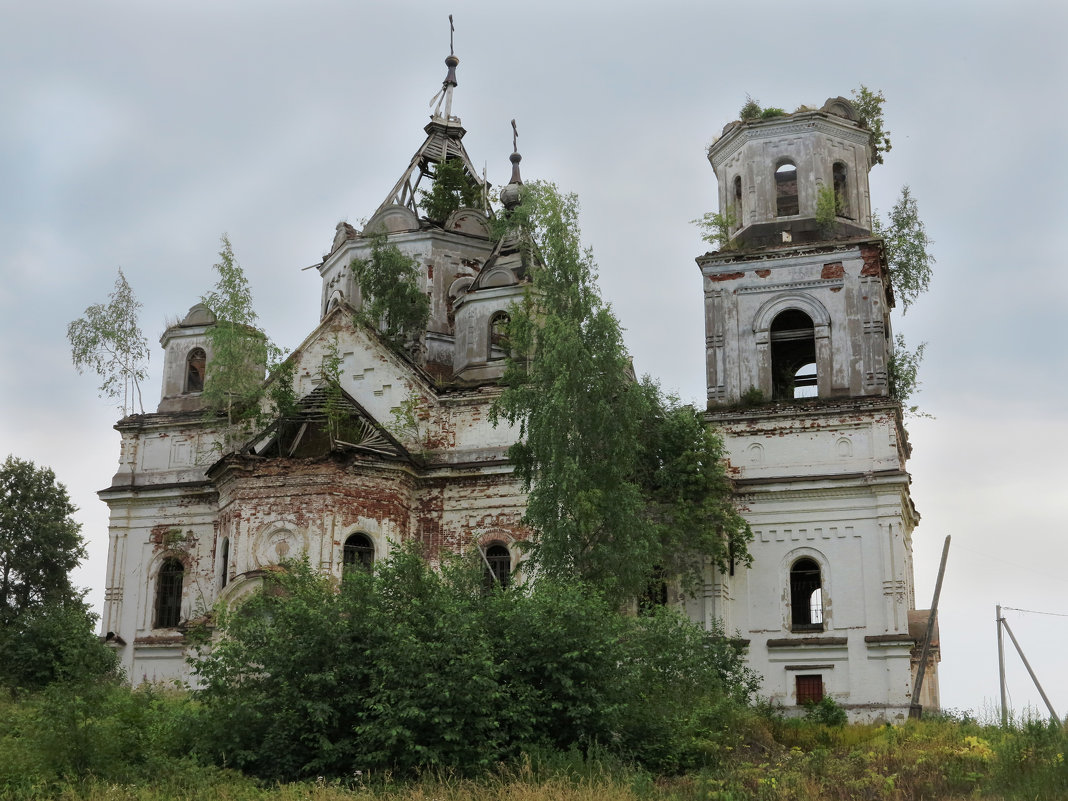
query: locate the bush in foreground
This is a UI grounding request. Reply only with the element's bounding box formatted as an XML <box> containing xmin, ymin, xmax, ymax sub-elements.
<box><xmin>191</xmin><ymin>547</ymin><xmax>758</xmax><ymax>781</ymax></box>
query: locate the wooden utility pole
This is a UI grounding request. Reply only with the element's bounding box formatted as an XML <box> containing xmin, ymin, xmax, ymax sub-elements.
<box><xmin>910</xmin><ymin>535</ymin><xmax>951</xmax><ymax>718</ymax></box>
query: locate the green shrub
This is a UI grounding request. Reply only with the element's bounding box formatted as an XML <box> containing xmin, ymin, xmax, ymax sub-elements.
<box><xmin>192</xmin><ymin>548</ymin><xmax>758</xmax><ymax>781</ymax></box>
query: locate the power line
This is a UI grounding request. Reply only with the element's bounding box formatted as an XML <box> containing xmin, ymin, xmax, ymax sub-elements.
<box><xmin>1001</xmin><ymin>605</ymin><xmax>1068</xmax><ymax>619</ymax></box>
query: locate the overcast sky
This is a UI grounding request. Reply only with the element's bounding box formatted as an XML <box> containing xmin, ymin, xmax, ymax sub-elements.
<box><xmin>2</xmin><ymin>0</ymin><xmax>1066</xmax><ymax>717</ymax></box>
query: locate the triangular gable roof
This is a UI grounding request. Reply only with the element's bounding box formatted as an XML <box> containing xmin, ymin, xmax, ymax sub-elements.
<box><xmin>245</xmin><ymin>382</ymin><xmax>415</xmax><ymax>463</ymax></box>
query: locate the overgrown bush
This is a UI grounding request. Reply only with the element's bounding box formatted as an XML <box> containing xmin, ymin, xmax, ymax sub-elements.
<box><xmin>191</xmin><ymin>547</ymin><xmax>759</xmax><ymax>781</ymax></box>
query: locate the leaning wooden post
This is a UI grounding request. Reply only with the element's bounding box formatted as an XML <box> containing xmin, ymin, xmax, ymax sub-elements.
<box><xmin>910</xmin><ymin>535</ymin><xmax>951</xmax><ymax>718</ymax></box>
<box><xmin>1000</xmin><ymin>616</ymin><xmax>1060</xmax><ymax>726</ymax></box>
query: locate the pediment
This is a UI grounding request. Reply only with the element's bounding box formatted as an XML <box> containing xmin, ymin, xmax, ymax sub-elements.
<box><xmin>247</xmin><ymin>384</ymin><xmax>411</xmax><ymax>462</ymax></box>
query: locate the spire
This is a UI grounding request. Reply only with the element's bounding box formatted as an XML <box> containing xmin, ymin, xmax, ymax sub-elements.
<box><xmin>471</xmin><ymin>122</ymin><xmax>538</xmax><ymax>289</ymax></box>
<box><xmin>374</xmin><ymin>16</ymin><xmax>488</xmax><ymax>218</ymax></box>
<box><xmin>500</xmin><ymin>119</ymin><xmax>524</xmax><ymax>211</ymax></box>
<box><xmin>425</xmin><ymin>16</ymin><xmax>459</xmax><ymax>122</ymax></box>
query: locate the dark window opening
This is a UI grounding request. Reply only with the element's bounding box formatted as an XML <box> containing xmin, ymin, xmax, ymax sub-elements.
<box><xmin>484</xmin><ymin>543</ymin><xmax>511</xmax><ymax>589</ymax></box>
<box><xmin>832</xmin><ymin>162</ymin><xmax>851</xmax><ymax>220</ymax></box>
<box><xmin>155</xmin><ymin>558</ymin><xmax>184</xmax><ymax>628</ymax></box>
<box><xmin>733</xmin><ymin>175</ymin><xmax>743</xmax><ymax>230</ymax></box>
<box><xmin>775</xmin><ymin>162</ymin><xmax>799</xmax><ymax>217</ymax></box>
<box><xmin>638</xmin><ymin>566</ymin><xmax>668</xmax><ymax>615</ymax></box>
<box><xmin>185</xmin><ymin>348</ymin><xmax>206</xmax><ymax>393</ymax></box>
<box><xmin>790</xmin><ymin>557</ymin><xmax>824</xmax><ymax>631</ymax></box>
<box><xmin>771</xmin><ymin>310</ymin><xmax>817</xmax><ymax>400</ymax></box>
<box><xmin>219</xmin><ymin>537</ymin><xmax>229</xmax><ymax>589</ymax></box>
<box><xmin>488</xmin><ymin>312</ymin><xmax>510</xmax><ymax>361</ymax></box>
<box><xmin>343</xmin><ymin>533</ymin><xmax>375</xmax><ymax>572</ymax></box>
<box><xmin>796</xmin><ymin>674</ymin><xmax>824</xmax><ymax>705</ymax></box>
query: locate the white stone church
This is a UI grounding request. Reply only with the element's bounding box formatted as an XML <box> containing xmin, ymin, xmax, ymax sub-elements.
<box><xmin>99</xmin><ymin>49</ymin><xmax>938</xmax><ymax>720</ymax></box>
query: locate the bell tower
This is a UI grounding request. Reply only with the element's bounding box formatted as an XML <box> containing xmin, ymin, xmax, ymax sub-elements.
<box><xmin>695</xmin><ymin>99</ymin><xmax>937</xmax><ymax>720</ymax></box>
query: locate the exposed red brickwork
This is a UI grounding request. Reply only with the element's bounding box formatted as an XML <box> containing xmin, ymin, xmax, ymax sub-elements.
<box><xmin>710</xmin><ymin>271</ymin><xmax>745</xmax><ymax>282</ymax></box>
<box><xmin>821</xmin><ymin>262</ymin><xmax>844</xmax><ymax>279</ymax></box>
<box><xmin>755</xmin><ymin>269</ymin><xmax>771</xmax><ymax>278</ymax></box>
<box><xmin>860</xmin><ymin>244</ymin><xmax>884</xmax><ymax>277</ymax></box>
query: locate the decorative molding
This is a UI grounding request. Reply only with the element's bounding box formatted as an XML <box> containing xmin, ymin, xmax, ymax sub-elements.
<box><xmin>739</xmin><ymin>278</ymin><xmax>843</xmax><ymax>296</ymax></box>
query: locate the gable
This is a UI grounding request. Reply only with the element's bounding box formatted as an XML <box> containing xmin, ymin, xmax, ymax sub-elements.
<box><xmin>247</xmin><ymin>383</ymin><xmax>412</xmax><ymax>462</ymax></box>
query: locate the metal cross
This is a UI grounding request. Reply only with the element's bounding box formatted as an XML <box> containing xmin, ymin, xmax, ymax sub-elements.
<box><xmin>449</xmin><ymin>15</ymin><xmax>454</xmax><ymax>56</ymax></box>
<box><xmin>511</xmin><ymin>119</ymin><xmax>518</xmax><ymax>152</ymax></box>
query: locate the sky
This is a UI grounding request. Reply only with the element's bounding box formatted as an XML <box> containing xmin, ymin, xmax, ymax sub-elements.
<box><xmin>2</xmin><ymin>0</ymin><xmax>1066</xmax><ymax>717</ymax></box>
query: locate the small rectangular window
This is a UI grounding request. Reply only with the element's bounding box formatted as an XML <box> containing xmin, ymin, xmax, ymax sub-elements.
<box><xmin>796</xmin><ymin>674</ymin><xmax>824</xmax><ymax>705</ymax></box>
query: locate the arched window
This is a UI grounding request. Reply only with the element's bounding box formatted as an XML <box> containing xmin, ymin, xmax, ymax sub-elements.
<box><xmin>155</xmin><ymin>558</ymin><xmax>184</xmax><ymax>628</ymax></box>
<box><xmin>790</xmin><ymin>558</ymin><xmax>823</xmax><ymax>631</ymax></box>
<box><xmin>483</xmin><ymin>543</ymin><xmax>511</xmax><ymax>589</ymax></box>
<box><xmin>770</xmin><ymin>309</ymin><xmax>817</xmax><ymax>400</ymax></box>
<box><xmin>775</xmin><ymin>161</ymin><xmax>799</xmax><ymax>217</ymax></box>
<box><xmin>343</xmin><ymin>533</ymin><xmax>375</xmax><ymax>573</ymax></box>
<box><xmin>185</xmin><ymin>348</ymin><xmax>206</xmax><ymax>393</ymax></box>
<box><xmin>832</xmin><ymin>162</ymin><xmax>851</xmax><ymax>219</ymax></box>
<box><xmin>488</xmin><ymin>312</ymin><xmax>510</xmax><ymax>361</ymax></box>
<box><xmin>733</xmin><ymin>175</ymin><xmax>743</xmax><ymax>230</ymax></box>
<box><xmin>219</xmin><ymin>537</ymin><xmax>229</xmax><ymax>589</ymax></box>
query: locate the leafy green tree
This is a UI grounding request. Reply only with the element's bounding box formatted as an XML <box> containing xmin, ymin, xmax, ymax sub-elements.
<box><xmin>493</xmin><ymin>183</ymin><xmax>749</xmax><ymax>603</ymax></box>
<box><xmin>692</xmin><ymin>208</ymin><xmax>738</xmax><ymax>251</ymax></box>
<box><xmin>419</xmin><ymin>157</ymin><xmax>483</xmax><ymax>223</ymax></box>
<box><xmin>888</xmin><ymin>333</ymin><xmax>931</xmax><ymax>419</ymax></box>
<box><xmin>873</xmin><ymin>185</ymin><xmax>935</xmax><ymax>314</ymax></box>
<box><xmin>1</xmin><ymin>599</ymin><xmax>116</xmax><ymax>690</ymax></box>
<box><xmin>0</xmin><ymin>456</ymin><xmax>114</xmax><ymax>690</ymax></box>
<box><xmin>350</xmin><ymin>233</ymin><xmax>430</xmax><ymax>349</ymax></box>
<box><xmin>67</xmin><ymin>268</ymin><xmax>149</xmax><ymax>415</ymax></box>
<box><xmin>0</xmin><ymin>456</ymin><xmax>84</xmax><ymax>625</ymax></box>
<box><xmin>851</xmin><ymin>84</ymin><xmax>892</xmax><ymax>165</ymax></box>
<box><xmin>200</xmin><ymin>235</ymin><xmax>271</xmax><ymax>435</ymax></box>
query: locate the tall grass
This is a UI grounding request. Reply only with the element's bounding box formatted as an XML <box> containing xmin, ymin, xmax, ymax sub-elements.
<box><xmin>3</xmin><ymin>684</ymin><xmax>1066</xmax><ymax>801</ymax></box>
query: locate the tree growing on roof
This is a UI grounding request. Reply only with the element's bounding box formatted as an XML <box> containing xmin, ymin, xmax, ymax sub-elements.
<box><xmin>67</xmin><ymin>268</ymin><xmax>149</xmax><ymax>416</ymax></box>
<box><xmin>349</xmin><ymin>233</ymin><xmax>430</xmax><ymax>351</ymax></box>
<box><xmin>200</xmin><ymin>235</ymin><xmax>274</xmax><ymax>442</ymax></box>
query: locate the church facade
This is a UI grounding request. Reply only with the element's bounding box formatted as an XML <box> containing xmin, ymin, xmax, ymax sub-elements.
<box><xmin>98</xmin><ymin>54</ymin><xmax>937</xmax><ymax>718</ymax></box>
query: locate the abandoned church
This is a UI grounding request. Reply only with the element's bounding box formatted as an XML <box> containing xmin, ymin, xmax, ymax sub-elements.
<box><xmin>99</xmin><ymin>48</ymin><xmax>938</xmax><ymax>720</ymax></box>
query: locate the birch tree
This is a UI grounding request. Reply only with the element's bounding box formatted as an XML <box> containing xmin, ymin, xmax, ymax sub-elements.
<box><xmin>67</xmin><ymin>269</ymin><xmax>149</xmax><ymax>415</ymax></box>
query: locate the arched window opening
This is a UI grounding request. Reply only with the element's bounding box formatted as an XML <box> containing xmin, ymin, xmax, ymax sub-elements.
<box><xmin>219</xmin><ymin>537</ymin><xmax>229</xmax><ymax>589</ymax></box>
<box><xmin>185</xmin><ymin>348</ymin><xmax>206</xmax><ymax>393</ymax></box>
<box><xmin>732</xmin><ymin>175</ymin><xmax>743</xmax><ymax>230</ymax></box>
<box><xmin>488</xmin><ymin>312</ymin><xmax>510</xmax><ymax>361</ymax></box>
<box><xmin>775</xmin><ymin>162</ymin><xmax>799</xmax><ymax>217</ymax></box>
<box><xmin>638</xmin><ymin>566</ymin><xmax>668</xmax><ymax>615</ymax></box>
<box><xmin>343</xmin><ymin>533</ymin><xmax>375</xmax><ymax>573</ymax></box>
<box><xmin>155</xmin><ymin>558</ymin><xmax>184</xmax><ymax>628</ymax></box>
<box><xmin>832</xmin><ymin>162</ymin><xmax>851</xmax><ymax>219</ymax></box>
<box><xmin>770</xmin><ymin>310</ymin><xmax>817</xmax><ymax>400</ymax></box>
<box><xmin>790</xmin><ymin>558</ymin><xmax>823</xmax><ymax>631</ymax></box>
<box><xmin>483</xmin><ymin>543</ymin><xmax>511</xmax><ymax>589</ymax></box>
